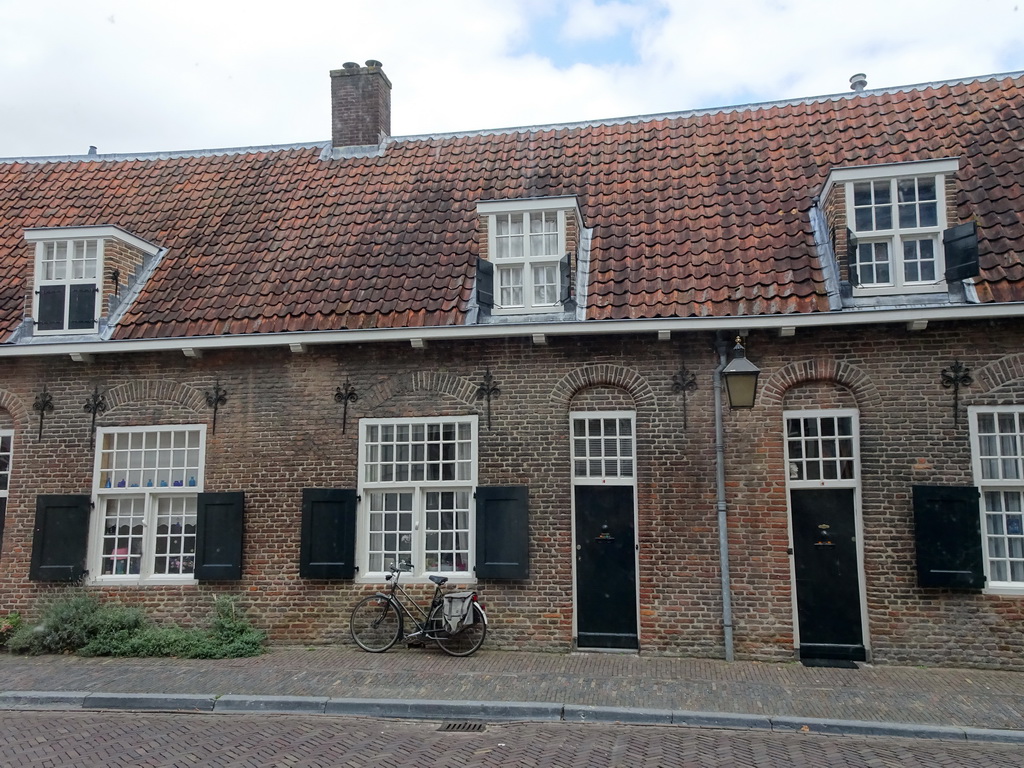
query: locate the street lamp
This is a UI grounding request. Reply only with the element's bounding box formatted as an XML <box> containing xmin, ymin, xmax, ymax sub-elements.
<box><xmin>721</xmin><ymin>337</ymin><xmax>761</xmax><ymax>408</ymax></box>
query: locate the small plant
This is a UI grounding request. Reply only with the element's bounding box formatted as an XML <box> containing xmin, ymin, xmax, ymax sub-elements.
<box><xmin>7</xmin><ymin>593</ymin><xmax>102</xmax><ymax>655</ymax></box>
<box><xmin>8</xmin><ymin>593</ymin><xmax>265</xmax><ymax>658</ymax></box>
<box><xmin>0</xmin><ymin>612</ymin><xmax>22</xmax><ymax>648</ymax></box>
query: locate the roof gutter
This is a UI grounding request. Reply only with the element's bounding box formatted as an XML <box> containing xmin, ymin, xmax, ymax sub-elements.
<box><xmin>3</xmin><ymin>302</ymin><xmax>1024</xmax><ymax>360</ymax></box>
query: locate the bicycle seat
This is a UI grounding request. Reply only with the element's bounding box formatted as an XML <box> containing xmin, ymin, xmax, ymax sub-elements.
<box><xmin>429</xmin><ymin>575</ymin><xmax>449</xmax><ymax>586</ymax></box>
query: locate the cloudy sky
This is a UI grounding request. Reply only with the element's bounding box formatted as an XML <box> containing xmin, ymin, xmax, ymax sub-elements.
<box><xmin>2</xmin><ymin>0</ymin><xmax>1023</xmax><ymax>158</ymax></box>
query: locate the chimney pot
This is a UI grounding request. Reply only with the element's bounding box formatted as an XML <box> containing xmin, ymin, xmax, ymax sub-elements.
<box><xmin>330</xmin><ymin>60</ymin><xmax>392</xmax><ymax>148</ymax></box>
<box><xmin>87</xmin><ymin>145</ymin><xmax>98</xmax><ymax>155</ymax></box>
<box><xmin>850</xmin><ymin>73</ymin><xmax>867</xmax><ymax>92</ymax></box>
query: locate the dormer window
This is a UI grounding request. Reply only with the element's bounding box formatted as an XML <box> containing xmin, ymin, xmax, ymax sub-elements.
<box><xmin>850</xmin><ymin>174</ymin><xmax>944</xmax><ymax>291</ymax></box>
<box><xmin>24</xmin><ymin>226</ymin><xmax>162</xmax><ymax>337</ymax></box>
<box><xmin>477</xmin><ymin>197</ymin><xmax>582</xmax><ymax>316</ymax></box>
<box><xmin>820</xmin><ymin>158</ymin><xmax>974</xmax><ymax>297</ymax></box>
<box><xmin>494</xmin><ymin>210</ymin><xmax>562</xmax><ymax>308</ymax></box>
<box><xmin>35</xmin><ymin>238</ymin><xmax>102</xmax><ymax>332</ymax></box>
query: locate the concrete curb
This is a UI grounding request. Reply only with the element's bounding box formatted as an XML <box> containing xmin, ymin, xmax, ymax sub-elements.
<box><xmin>216</xmin><ymin>695</ymin><xmax>330</xmax><ymax>714</ymax></box>
<box><xmin>84</xmin><ymin>692</ymin><xmax>216</xmax><ymax>713</ymax></box>
<box><xmin>3</xmin><ymin>691</ymin><xmax>1024</xmax><ymax>744</ymax></box>
<box><xmin>0</xmin><ymin>691</ymin><xmax>90</xmax><ymax>709</ymax></box>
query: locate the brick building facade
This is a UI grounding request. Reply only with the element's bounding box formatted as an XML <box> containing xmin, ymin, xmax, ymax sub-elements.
<box><xmin>1</xmin><ymin>64</ymin><xmax>1023</xmax><ymax>667</ymax></box>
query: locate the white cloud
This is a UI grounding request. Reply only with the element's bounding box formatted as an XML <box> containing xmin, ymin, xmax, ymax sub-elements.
<box><xmin>0</xmin><ymin>0</ymin><xmax>1021</xmax><ymax>157</ymax></box>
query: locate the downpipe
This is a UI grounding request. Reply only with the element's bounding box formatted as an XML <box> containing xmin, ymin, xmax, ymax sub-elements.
<box><xmin>713</xmin><ymin>333</ymin><xmax>735</xmax><ymax>662</ymax></box>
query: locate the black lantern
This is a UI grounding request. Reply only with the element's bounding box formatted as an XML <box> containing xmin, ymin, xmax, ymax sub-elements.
<box><xmin>721</xmin><ymin>337</ymin><xmax>760</xmax><ymax>408</ymax></box>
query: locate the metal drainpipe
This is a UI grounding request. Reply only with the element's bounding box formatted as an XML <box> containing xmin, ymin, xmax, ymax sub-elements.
<box><xmin>713</xmin><ymin>334</ymin><xmax>735</xmax><ymax>662</ymax></box>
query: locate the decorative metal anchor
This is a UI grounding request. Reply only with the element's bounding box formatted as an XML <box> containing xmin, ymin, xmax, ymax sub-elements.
<box><xmin>32</xmin><ymin>385</ymin><xmax>54</xmax><ymax>441</ymax></box>
<box><xmin>83</xmin><ymin>386</ymin><xmax>107</xmax><ymax>449</ymax></box>
<box><xmin>334</xmin><ymin>380</ymin><xmax>358</xmax><ymax>434</ymax></box>
<box><xmin>205</xmin><ymin>380</ymin><xmax>228</xmax><ymax>435</ymax></box>
<box><xmin>940</xmin><ymin>360</ymin><xmax>972</xmax><ymax>426</ymax></box>
<box><xmin>671</xmin><ymin>364</ymin><xmax>698</xmax><ymax>431</ymax></box>
<box><xmin>475</xmin><ymin>369</ymin><xmax>501</xmax><ymax>429</ymax></box>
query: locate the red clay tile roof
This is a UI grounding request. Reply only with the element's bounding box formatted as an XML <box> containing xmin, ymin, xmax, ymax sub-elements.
<box><xmin>1</xmin><ymin>73</ymin><xmax>1022</xmax><ymax>343</ymax></box>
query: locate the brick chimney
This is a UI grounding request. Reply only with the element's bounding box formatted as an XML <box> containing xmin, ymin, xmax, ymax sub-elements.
<box><xmin>331</xmin><ymin>60</ymin><xmax>392</xmax><ymax>148</ymax></box>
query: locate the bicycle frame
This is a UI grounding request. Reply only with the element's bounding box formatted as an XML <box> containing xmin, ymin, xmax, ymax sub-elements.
<box><xmin>373</xmin><ymin>569</ymin><xmax>448</xmax><ymax>642</ymax></box>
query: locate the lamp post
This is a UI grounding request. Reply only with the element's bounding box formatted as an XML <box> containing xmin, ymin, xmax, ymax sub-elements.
<box><xmin>713</xmin><ymin>333</ymin><xmax>762</xmax><ymax>661</ymax></box>
<box><xmin>721</xmin><ymin>337</ymin><xmax>761</xmax><ymax>408</ymax></box>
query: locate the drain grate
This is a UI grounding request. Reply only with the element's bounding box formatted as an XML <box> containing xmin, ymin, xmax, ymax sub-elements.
<box><xmin>438</xmin><ymin>721</ymin><xmax>486</xmax><ymax>733</ymax></box>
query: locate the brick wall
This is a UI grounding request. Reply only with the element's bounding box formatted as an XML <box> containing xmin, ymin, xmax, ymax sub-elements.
<box><xmin>1</xmin><ymin>319</ymin><xmax>1023</xmax><ymax>668</ymax></box>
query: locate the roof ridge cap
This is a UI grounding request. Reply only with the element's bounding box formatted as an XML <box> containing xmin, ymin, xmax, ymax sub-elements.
<box><xmin>0</xmin><ymin>141</ymin><xmax>330</xmax><ymax>165</ymax></box>
<box><xmin>4</xmin><ymin>70</ymin><xmax>1020</xmax><ymax>162</ymax></box>
<box><xmin>385</xmin><ymin>70</ymin><xmax>1024</xmax><ymax>143</ymax></box>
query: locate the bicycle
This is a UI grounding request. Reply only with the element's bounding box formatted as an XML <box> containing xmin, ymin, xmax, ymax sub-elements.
<box><xmin>349</xmin><ymin>561</ymin><xmax>488</xmax><ymax>657</ymax></box>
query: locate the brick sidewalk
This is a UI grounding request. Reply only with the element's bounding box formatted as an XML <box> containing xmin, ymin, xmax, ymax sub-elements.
<box><xmin>2</xmin><ymin>646</ymin><xmax>1023</xmax><ymax>732</ymax></box>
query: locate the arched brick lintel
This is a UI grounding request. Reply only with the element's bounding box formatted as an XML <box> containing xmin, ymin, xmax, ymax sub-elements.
<box><xmin>974</xmin><ymin>353</ymin><xmax>1024</xmax><ymax>394</ymax></box>
<box><xmin>760</xmin><ymin>359</ymin><xmax>882</xmax><ymax>409</ymax></box>
<box><xmin>549</xmin><ymin>364</ymin><xmax>657</xmax><ymax>412</ymax></box>
<box><xmin>0</xmin><ymin>389</ymin><xmax>31</xmax><ymax>429</ymax></box>
<box><xmin>104</xmin><ymin>379</ymin><xmax>207</xmax><ymax>413</ymax></box>
<box><xmin>363</xmin><ymin>371</ymin><xmax>479</xmax><ymax>411</ymax></box>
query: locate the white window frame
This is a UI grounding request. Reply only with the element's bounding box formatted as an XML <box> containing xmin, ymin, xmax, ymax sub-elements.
<box><xmin>88</xmin><ymin>425</ymin><xmax>206</xmax><ymax>586</ymax></box>
<box><xmin>0</xmin><ymin>428</ymin><xmax>12</xmax><ymax>525</ymax></box>
<box><xmin>822</xmin><ymin>158</ymin><xmax>959</xmax><ymax>297</ymax></box>
<box><xmin>570</xmin><ymin>411</ymin><xmax>636</xmax><ymax>486</ymax></box>
<box><xmin>478</xmin><ymin>197</ymin><xmax>579</xmax><ymax>315</ymax></box>
<box><xmin>31</xmin><ymin>237</ymin><xmax>103</xmax><ymax>334</ymax></box>
<box><xmin>784</xmin><ymin>408</ymin><xmax>860</xmax><ymax>489</ymax></box>
<box><xmin>969</xmin><ymin>406</ymin><xmax>1024</xmax><ymax>595</ymax></box>
<box><xmin>356</xmin><ymin>415</ymin><xmax>478</xmax><ymax>583</ymax></box>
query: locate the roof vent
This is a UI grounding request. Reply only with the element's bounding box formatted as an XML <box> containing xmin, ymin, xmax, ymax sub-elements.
<box><xmin>88</xmin><ymin>146</ymin><xmax>98</xmax><ymax>155</ymax></box>
<box><xmin>849</xmin><ymin>73</ymin><xmax>867</xmax><ymax>92</ymax></box>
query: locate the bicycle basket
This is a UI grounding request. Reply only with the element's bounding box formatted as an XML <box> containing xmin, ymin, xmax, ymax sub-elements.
<box><xmin>442</xmin><ymin>591</ymin><xmax>476</xmax><ymax>633</ymax></box>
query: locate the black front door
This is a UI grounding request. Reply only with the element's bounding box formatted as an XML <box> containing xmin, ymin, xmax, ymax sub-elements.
<box><xmin>575</xmin><ymin>485</ymin><xmax>638</xmax><ymax>649</ymax></box>
<box><xmin>791</xmin><ymin>488</ymin><xmax>865</xmax><ymax>661</ymax></box>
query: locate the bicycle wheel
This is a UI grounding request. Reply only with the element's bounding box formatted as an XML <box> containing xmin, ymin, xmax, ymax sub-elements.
<box><xmin>350</xmin><ymin>596</ymin><xmax>402</xmax><ymax>652</ymax></box>
<box><xmin>430</xmin><ymin>603</ymin><xmax>487</xmax><ymax>657</ymax></box>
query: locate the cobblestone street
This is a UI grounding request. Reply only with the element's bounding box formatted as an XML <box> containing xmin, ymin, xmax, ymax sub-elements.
<box><xmin>2</xmin><ymin>711</ymin><xmax>1022</xmax><ymax>768</ymax></box>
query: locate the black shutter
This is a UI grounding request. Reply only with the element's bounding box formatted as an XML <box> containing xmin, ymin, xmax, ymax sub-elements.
<box><xmin>846</xmin><ymin>228</ymin><xmax>859</xmax><ymax>286</ymax></box>
<box><xmin>0</xmin><ymin>499</ymin><xmax>6</xmax><ymax>563</ymax></box>
<box><xmin>36</xmin><ymin>285</ymin><xmax>66</xmax><ymax>331</ymax></box>
<box><xmin>30</xmin><ymin>494</ymin><xmax>91</xmax><ymax>581</ymax></box>
<box><xmin>475</xmin><ymin>486</ymin><xmax>529</xmax><ymax>579</ymax></box>
<box><xmin>560</xmin><ymin>253</ymin><xmax>576</xmax><ymax>311</ymax></box>
<box><xmin>68</xmin><ymin>284</ymin><xmax>97</xmax><ymax>330</ymax></box>
<box><xmin>943</xmin><ymin>222</ymin><xmax>980</xmax><ymax>282</ymax></box>
<box><xmin>476</xmin><ymin>258</ymin><xmax>494</xmax><ymax>310</ymax></box>
<box><xmin>299</xmin><ymin>489</ymin><xmax>357</xmax><ymax>579</ymax></box>
<box><xmin>912</xmin><ymin>485</ymin><xmax>985</xmax><ymax>590</ymax></box>
<box><xmin>194</xmin><ymin>491</ymin><xmax>244</xmax><ymax>581</ymax></box>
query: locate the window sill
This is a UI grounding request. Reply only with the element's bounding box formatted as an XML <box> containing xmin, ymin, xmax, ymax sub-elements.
<box><xmin>356</xmin><ymin>574</ymin><xmax>476</xmax><ymax>586</ymax></box>
<box><xmin>983</xmin><ymin>586</ymin><xmax>1024</xmax><ymax>597</ymax></box>
<box><xmin>90</xmin><ymin>576</ymin><xmax>198</xmax><ymax>587</ymax></box>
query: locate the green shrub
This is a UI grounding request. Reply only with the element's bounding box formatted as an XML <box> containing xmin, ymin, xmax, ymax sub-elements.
<box><xmin>7</xmin><ymin>593</ymin><xmax>102</xmax><ymax>655</ymax></box>
<box><xmin>8</xmin><ymin>593</ymin><xmax>265</xmax><ymax>659</ymax></box>
<box><xmin>0</xmin><ymin>612</ymin><xmax>22</xmax><ymax>648</ymax></box>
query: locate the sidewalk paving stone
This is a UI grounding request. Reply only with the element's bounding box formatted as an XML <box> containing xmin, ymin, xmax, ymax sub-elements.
<box><xmin>1</xmin><ymin>645</ymin><xmax>1022</xmax><ymax>740</ymax></box>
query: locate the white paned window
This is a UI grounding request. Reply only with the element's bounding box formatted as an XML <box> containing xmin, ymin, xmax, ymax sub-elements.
<box><xmin>0</xmin><ymin>429</ymin><xmax>12</xmax><ymax>529</ymax></box>
<box><xmin>92</xmin><ymin>426</ymin><xmax>205</xmax><ymax>582</ymax></box>
<box><xmin>847</xmin><ymin>173</ymin><xmax>947</xmax><ymax>294</ymax></box>
<box><xmin>492</xmin><ymin>210</ymin><xmax>563</xmax><ymax>312</ymax></box>
<box><xmin>971</xmin><ymin>408</ymin><xmax>1024</xmax><ymax>588</ymax></box>
<box><xmin>785</xmin><ymin>412</ymin><xmax>858</xmax><ymax>486</ymax></box>
<box><xmin>359</xmin><ymin>417</ymin><xmax>477</xmax><ymax>579</ymax></box>
<box><xmin>571</xmin><ymin>414</ymin><xmax>635</xmax><ymax>481</ymax></box>
<box><xmin>33</xmin><ymin>238</ymin><xmax>102</xmax><ymax>332</ymax></box>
